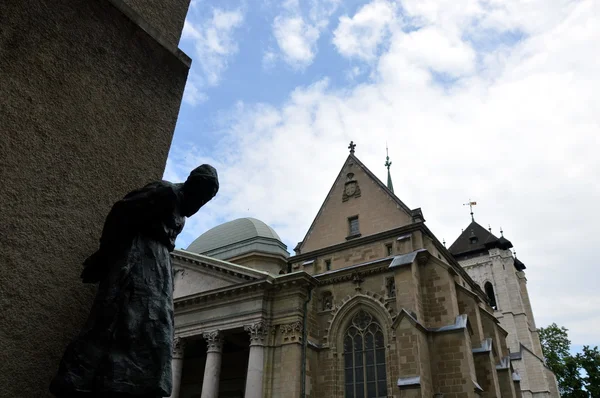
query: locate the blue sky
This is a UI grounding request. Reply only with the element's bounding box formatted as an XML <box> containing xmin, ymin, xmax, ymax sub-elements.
<box><xmin>165</xmin><ymin>0</ymin><xmax>599</xmax><ymax>349</ymax></box>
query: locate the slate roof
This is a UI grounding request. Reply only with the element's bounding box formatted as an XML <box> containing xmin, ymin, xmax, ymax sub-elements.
<box><xmin>448</xmin><ymin>221</ymin><xmax>500</xmax><ymax>258</ymax></box>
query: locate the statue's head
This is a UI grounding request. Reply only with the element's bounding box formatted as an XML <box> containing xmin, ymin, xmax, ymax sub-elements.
<box><xmin>181</xmin><ymin>164</ymin><xmax>219</xmax><ymax>217</ymax></box>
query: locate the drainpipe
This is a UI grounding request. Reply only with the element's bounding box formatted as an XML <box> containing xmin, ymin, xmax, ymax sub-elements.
<box><xmin>300</xmin><ymin>286</ymin><xmax>313</xmax><ymax>398</ymax></box>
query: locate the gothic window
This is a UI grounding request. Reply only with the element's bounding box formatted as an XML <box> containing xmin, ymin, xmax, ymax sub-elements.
<box><xmin>343</xmin><ymin>310</ymin><xmax>387</xmax><ymax>398</ymax></box>
<box><xmin>484</xmin><ymin>282</ymin><xmax>498</xmax><ymax>310</ymax></box>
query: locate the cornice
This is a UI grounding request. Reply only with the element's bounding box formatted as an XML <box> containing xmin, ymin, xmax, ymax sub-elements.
<box><xmin>107</xmin><ymin>0</ymin><xmax>191</xmax><ymax>67</ymax></box>
<box><xmin>290</xmin><ymin>223</ymin><xmax>423</xmax><ymax>262</ymax></box>
<box><xmin>315</xmin><ymin>257</ymin><xmax>392</xmax><ymax>286</ymax></box>
<box><xmin>174</xmin><ymin>270</ymin><xmax>318</xmax><ymax>310</ymax></box>
<box><xmin>174</xmin><ymin>278</ymin><xmax>272</xmax><ymax>310</ymax></box>
<box><xmin>171</xmin><ymin>250</ymin><xmax>269</xmax><ymax>281</ymax></box>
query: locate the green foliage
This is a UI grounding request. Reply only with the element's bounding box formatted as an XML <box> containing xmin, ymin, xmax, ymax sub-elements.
<box><xmin>579</xmin><ymin>346</ymin><xmax>600</xmax><ymax>397</ymax></box>
<box><xmin>539</xmin><ymin>323</ymin><xmax>600</xmax><ymax>398</ymax></box>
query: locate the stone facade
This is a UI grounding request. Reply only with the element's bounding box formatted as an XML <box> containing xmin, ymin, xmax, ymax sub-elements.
<box><xmin>0</xmin><ymin>1</ymin><xmax>191</xmax><ymax>396</ymax></box>
<box><xmin>169</xmin><ymin>153</ymin><xmax>546</xmax><ymax>398</ymax></box>
<box><xmin>451</xmin><ymin>228</ymin><xmax>559</xmax><ymax>398</ymax></box>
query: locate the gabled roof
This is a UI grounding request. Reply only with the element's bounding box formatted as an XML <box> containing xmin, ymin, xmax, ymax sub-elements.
<box><xmin>296</xmin><ymin>153</ymin><xmax>413</xmax><ymax>253</ymax></box>
<box><xmin>448</xmin><ymin>221</ymin><xmax>500</xmax><ymax>258</ymax></box>
<box><xmin>352</xmin><ymin>154</ymin><xmax>412</xmax><ymax>213</ymax></box>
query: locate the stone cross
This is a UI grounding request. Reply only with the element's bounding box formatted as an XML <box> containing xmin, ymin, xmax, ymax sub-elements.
<box><xmin>348</xmin><ymin>141</ymin><xmax>356</xmax><ymax>154</ymax></box>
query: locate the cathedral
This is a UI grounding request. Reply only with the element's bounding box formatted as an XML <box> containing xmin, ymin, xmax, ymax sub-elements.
<box><xmin>168</xmin><ymin>144</ymin><xmax>559</xmax><ymax>398</ymax></box>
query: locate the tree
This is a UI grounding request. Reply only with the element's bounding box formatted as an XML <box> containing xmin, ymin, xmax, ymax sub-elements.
<box><xmin>539</xmin><ymin>323</ymin><xmax>587</xmax><ymax>397</ymax></box>
<box><xmin>578</xmin><ymin>346</ymin><xmax>600</xmax><ymax>398</ymax></box>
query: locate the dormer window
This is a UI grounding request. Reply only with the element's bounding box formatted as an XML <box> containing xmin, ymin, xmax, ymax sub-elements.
<box><xmin>469</xmin><ymin>230</ymin><xmax>478</xmax><ymax>244</ymax></box>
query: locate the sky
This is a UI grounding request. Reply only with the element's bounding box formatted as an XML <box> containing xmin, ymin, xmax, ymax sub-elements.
<box><xmin>164</xmin><ymin>0</ymin><xmax>600</xmax><ymax>350</ymax></box>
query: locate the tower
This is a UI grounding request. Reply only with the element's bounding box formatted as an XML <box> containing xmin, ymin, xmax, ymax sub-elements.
<box><xmin>448</xmin><ymin>210</ymin><xmax>560</xmax><ymax>398</ymax></box>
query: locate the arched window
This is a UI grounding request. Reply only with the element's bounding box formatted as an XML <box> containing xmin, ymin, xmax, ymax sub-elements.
<box><xmin>343</xmin><ymin>310</ymin><xmax>387</xmax><ymax>398</ymax></box>
<box><xmin>484</xmin><ymin>282</ymin><xmax>497</xmax><ymax>310</ymax></box>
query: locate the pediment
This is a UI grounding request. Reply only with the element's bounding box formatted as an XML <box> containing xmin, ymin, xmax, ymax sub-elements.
<box><xmin>171</xmin><ymin>250</ymin><xmax>268</xmax><ymax>299</ymax></box>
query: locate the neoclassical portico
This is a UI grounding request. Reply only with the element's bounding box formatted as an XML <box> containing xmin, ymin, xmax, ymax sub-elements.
<box><xmin>169</xmin><ymin>250</ymin><xmax>316</xmax><ymax>398</ymax></box>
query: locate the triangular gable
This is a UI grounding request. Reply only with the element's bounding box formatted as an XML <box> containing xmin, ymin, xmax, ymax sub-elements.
<box><xmin>171</xmin><ymin>250</ymin><xmax>269</xmax><ymax>299</ymax></box>
<box><xmin>298</xmin><ymin>154</ymin><xmax>413</xmax><ymax>253</ymax></box>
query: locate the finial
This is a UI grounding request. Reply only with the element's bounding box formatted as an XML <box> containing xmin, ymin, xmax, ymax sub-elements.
<box><xmin>513</xmin><ymin>249</ymin><xmax>517</xmax><ymax>258</ymax></box>
<box><xmin>385</xmin><ymin>143</ymin><xmax>394</xmax><ymax>193</ymax></box>
<box><xmin>488</xmin><ymin>224</ymin><xmax>492</xmax><ymax>233</ymax></box>
<box><xmin>500</xmin><ymin>227</ymin><xmax>504</xmax><ymax>237</ymax></box>
<box><xmin>348</xmin><ymin>141</ymin><xmax>356</xmax><ymax>154</ymax></box>
<box><xmin>463</xmin><ymin>199</ymin><xmax>477</xmax><ymax>222</ymax></box>
<box><xmin>443</xmin><ymin>239</ymin><xmax>446</xmax><ymax>247</ymax></box>
<box><xmin>385</xmin><ymin>144</ymin><xmax>392</xmax><ymax>170</ymax></box>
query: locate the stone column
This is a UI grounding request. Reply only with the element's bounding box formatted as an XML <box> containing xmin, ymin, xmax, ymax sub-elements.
<box><xmin>169</xmin><ymin>337</ymin><xmax>186</xmax><ymax>398</ymax></box>
<box><xmin>200</xmin><ymin>330</ymin><xmax>224</xmax><ymax>398</ymax></box>
<box><xmin>244</xmin><ymin>321</ymin><xmax>269</xmax><ymax>398</ymax></box>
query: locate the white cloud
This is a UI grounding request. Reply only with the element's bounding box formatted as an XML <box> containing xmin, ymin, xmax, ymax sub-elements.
<box><xmin>273</xmin><ymin>16</ymin><xmax>320</xmax><ymax>68</ymax></box>
<box><xmin>169</xmin><ymin>0</ymin><xmax>600</xmax><ymax>346</ymax></box>
<box><xmin>333</xmin><ymin>0</ymin><xmax>396</xmax><ymax>60</ymax></box>
<box><xmin>182</xmin><ymin>77</ymin><xmax>208</xmax><ymax>106</ymax></box>
<box><xmin>270</xmin><ymin>0</ymin><xmax>341</xmax><ymax>69</ymax></box>
<box><xmin>180</xmin><ymin>7</ymin><xmax>244</xmax><ymax>104</ymax></box>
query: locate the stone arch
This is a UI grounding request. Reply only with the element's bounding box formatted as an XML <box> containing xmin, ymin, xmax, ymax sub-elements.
<box><xmin>325</xmin><ymin>291</ymin><xmax>396</xmax><ymax>347</ymax></box>
<box><xmin>325</xmin><ymin>292</ymin><xmax>396</xmax><ymax>397</ymax></box>
<box><xmin>483</xmin><ymin>280</ymin><xmax>498</xmax><ymax>310</ymax></box>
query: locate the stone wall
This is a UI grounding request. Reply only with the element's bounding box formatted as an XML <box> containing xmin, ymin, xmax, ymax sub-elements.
<box><xmin>0</xmin><ymin>0</ymin><xmax>190</xmax><ymax>395</ymax></box>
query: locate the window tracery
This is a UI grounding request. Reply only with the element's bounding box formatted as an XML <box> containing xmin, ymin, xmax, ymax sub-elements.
<box><xmin>343</xmin><ymin>310</ymin><xmax>387</xmax><ymax>398</ymax></box>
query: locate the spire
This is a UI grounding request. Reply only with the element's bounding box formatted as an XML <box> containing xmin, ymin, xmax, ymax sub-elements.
<box><xmin>463</xmin><ymin>199</ymin><xmax>477</xmax><ymax>222</ymax></box>
<box><xmin>385</xmin><ymin>143</ymin><xmax>394</xmax><ymax>193</ymax></box>
<box><xmin>348</xmin><ymin>140</ymin><xmax>356</xmax><ymax>154</ymax></box>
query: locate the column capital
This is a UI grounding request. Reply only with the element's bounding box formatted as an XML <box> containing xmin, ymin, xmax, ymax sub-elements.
<box><xmin>173</xmin><ymin>336</ymin><xmax>186</xmax><ymax>359</ymax></box>
<box><xmin>244</xmin><ymin>321</ymin><xmax>269</xmax><ymax>346</ymax></box>
<box><xmin>203</xmin><ymin>330</ymin><xmax>224</xmax><ymax>353</ymax></box>
<box><xmin>280</xmin><ymin>321</ymin><xmax>303</xmax><ymax>343</ymax></box>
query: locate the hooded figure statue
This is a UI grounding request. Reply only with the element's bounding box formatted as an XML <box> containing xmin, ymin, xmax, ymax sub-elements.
<box><xmin>50</xmin><ymin>165</ymin><xmax>219</xmax><ymax>398</ymax></box>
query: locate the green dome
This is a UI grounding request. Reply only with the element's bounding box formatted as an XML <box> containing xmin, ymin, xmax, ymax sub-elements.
<box><xmin>186</xmin><ymin>217</ymin><xmax>288</xmax><ymax>260</ymax></box>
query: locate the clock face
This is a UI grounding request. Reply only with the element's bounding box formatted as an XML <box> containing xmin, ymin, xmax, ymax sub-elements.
<box><xmin>345</xmin><ymin>183</ymin><xmax>356</xmax><ymax>196</ymax></box>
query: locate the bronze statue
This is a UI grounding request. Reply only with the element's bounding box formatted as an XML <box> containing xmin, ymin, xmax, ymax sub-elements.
<box><xmin>50</xmin><ymin>165</ymin><xmax>219</xmax><ymax>398</ymax></box>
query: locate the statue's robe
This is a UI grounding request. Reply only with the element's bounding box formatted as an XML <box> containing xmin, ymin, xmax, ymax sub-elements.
<box><xmin>50</xmin><ymin>181</ymin><xmax>185</xmax><ymax>397</ymax></box>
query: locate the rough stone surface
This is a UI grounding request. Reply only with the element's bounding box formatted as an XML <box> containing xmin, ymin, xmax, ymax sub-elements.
<box><xmin>0</xmin><ymin>0</ymin><xmax>190</xmax><ymax>396</ymax></box>
<box><xmin>121</xmin><ymin>0</ymin><xmax>191</xmax><ymax>47</ymax></box>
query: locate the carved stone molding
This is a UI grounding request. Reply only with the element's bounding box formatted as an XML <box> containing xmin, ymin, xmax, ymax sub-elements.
<box><xmin>173</xmin><ymin>336</ymin><xmax>186</xmax><ymax>359</ymax></box>
<box><xmin>244</xmin><ymin>321</ymin><xmax>269</xmax><ymax>346</ymax></box>
<box><xmin>202</xmin><ymin>330</ymin><xmax>224</xmax><ymax>353</ymax></box>
<box><xmin>280</xmin><ymin>321</ymin><xmax>303</xmax><ymax>343</ymax></box>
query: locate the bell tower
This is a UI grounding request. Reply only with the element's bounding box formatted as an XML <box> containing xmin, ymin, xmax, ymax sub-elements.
<box><xmin>448</xmin><ymin>206</ymin><xmax>559</xmax><ymax>398</ymax></box>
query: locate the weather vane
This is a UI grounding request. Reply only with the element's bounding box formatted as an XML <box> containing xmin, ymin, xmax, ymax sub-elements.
<box><xmin>463</xmin><ymin>199</ymin><xmax>477</xmax><ymax>222</ymax></box>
